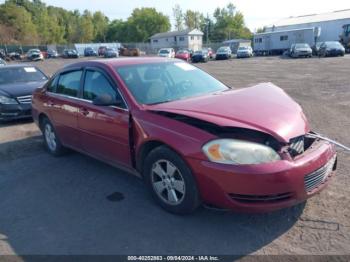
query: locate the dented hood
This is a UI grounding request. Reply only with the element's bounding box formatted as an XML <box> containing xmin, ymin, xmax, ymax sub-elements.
<box><xmin>146</xmin><ymin>83</ymin><xmax>310</xmax><ymax>143</ymax></box>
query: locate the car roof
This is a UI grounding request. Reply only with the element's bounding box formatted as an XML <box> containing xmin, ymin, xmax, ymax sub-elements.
<box><xmin>64</xmin><ymin>57</ymin><xmax>181</xmax><ymax>70</ymax></box>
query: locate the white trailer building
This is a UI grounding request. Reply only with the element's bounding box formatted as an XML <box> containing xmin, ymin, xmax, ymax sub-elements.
<box><xmin>253</xmin><ymin>28</ymin><xmax>317</xmax><ymax>55</ymax></box>
<box><xmin>264</xmin><ymin>9</ymin><xmax>350</xmax><ymax>42</ymax></box>
<box><xmin>150</xmin><ymin>29</ymin><xmax>204</xmax><ymax>51</ymax></box>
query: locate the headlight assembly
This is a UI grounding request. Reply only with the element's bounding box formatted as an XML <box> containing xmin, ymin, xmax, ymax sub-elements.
<box><xmin>0</xmin><ymin>95</ymin><xmax>18</xmax><ymax>105</ymax></box>
<box><xmin>202</xmin><ymin>139</ymin><xmax>281</xmax><ymax>165</ymax></box>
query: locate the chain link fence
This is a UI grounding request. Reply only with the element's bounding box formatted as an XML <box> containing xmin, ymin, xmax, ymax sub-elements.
<box><xmin>1</xmin><ymin>41</ymin><xmax>231</xmax><ymax>57</ymax></box>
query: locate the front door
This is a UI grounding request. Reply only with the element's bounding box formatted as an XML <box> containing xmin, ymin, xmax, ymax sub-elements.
<box><xmin>77</xmin><ymin>68</ymin><xmax>131</xmax><ymax>167</ymax></box>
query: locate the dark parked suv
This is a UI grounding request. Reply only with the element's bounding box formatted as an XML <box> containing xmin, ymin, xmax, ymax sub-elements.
<box><xmin>84</xmin><ymin>47</ymin><xmax>97</xmax><ymax>57</ymax></box>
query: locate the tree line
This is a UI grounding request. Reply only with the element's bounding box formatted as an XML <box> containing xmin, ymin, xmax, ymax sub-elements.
<box><xmin>0</xmin><ymin>0</ymin><xmax>252</xmax><ymax>45</ymax></box>
<box><xmin>172</xmin><ymin>3</ymin><xmax>252</xmax><ymax>43</ymax></box>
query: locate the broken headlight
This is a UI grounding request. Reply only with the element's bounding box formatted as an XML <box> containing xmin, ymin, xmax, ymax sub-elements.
<box><xmin>202</xmin><ymin>139</ymin><xmax>281</xmax><ymax>165</ymax></box>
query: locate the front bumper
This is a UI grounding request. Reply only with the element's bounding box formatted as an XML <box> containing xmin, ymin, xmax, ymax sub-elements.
<box><xmin>237</xmin><ymin>53</ymin><xmax>250</xmax><ymax>58</ymax></box>
<box><xmin>216</xmin><ymin>54</ymin><xmax>229</xmax><ymax>60</ymax></box>
<box><xmin>294</xmin><ymin>52</ymin><xmax>312</xmax><ymax>57</ymax></box>
<box><xmin>187</xmin><ymin>139</ymin><xmax>336</xmax><ymax>212</ymax></box>
<box><xmin>0</xmin><ymin>103</ymin><xmax>32</xmax><ymax>121</ymax></box>
<box><xmin>326</xmin><ymin>50</ymin><xmax>345</xmax><ymax>56</ymax></box>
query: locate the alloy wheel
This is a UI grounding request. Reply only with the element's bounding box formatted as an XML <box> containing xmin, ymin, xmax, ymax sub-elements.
<box><xmin>151</xmin><ymin>159</ymin><xmax>186</xmax><ymax>205</ymax></box>
<box><xmin>44</xmin><ymin>124</ymin><xmax>57</xmax><ymax>152</ymax></box>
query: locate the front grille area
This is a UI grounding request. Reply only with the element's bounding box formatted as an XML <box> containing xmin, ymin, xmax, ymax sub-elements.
<box><xmin>229</xmin><ymin>192</ymin><xmax>292</xmax><ymax>204</ymax></box>
<box><xmin>304</xmin><ymin>156</ymin><xmax>336</xmax><ymax>193</ymax></box>
<box><xmin>17</xmin><ymin>95</ymin><xmax>32</xmax><ymax>104</ymax></box>
<box><xmin>289</xmin><ymin>136</ymin><xmax>305</xmax><ymax>157</ymax></box>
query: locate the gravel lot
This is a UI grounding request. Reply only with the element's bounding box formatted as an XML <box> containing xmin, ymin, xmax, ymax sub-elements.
<box><xmin>0</xmin><ymin>56</ymin><xmax>349</xmax><ymax>256</ymax></box>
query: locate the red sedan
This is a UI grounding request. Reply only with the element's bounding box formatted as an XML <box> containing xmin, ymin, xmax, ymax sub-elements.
<box><xmin>31</xmin><ymin>58</ymin><xmax>337</xmax><ymax>214</ymax></box>
<box><xmin>175</xmin><ymin>50</ymin><xmax>191</xmax><ymax>62</ymax></box>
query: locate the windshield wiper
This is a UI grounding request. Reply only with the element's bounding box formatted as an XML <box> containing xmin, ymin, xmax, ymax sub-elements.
<box><xmin>147</xmin><ymin>99</ymin><xmax>174</xmax><ymax>105</ymax></box>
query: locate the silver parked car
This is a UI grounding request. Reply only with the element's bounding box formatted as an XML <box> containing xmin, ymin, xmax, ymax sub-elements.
<box><xmin>290</xmin><ymin>43</ymin><xmax>312</xmax><ymax>58</ymax></box>
<box><xmin>215</xmin><ymin>46</ymin><xmax>232</xmax><ymax>60</ymax></box>
<box><xmin>26</xmin><ymin>49</ymin><xmax>44</xmax><ymax>61</ymax></box>
<box><xmin>236</xmin><ymin>46</ymin><xmax>253</xmax><ymax>58</ymax></box>
<box><xmin>104</xmin><ymin>48</ymin><xmax>119</xmax><ymax>58</ymax></box>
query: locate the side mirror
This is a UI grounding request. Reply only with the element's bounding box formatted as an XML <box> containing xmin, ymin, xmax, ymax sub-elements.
<box><xmin>92</xmin><ymin>93</ymin><xmax>116</xmax><ymax>106</ymax></box>
<box><xmin>92</xmin><ymin>93</ymin><xmax>125</xmax><ymax>108</ymax></box>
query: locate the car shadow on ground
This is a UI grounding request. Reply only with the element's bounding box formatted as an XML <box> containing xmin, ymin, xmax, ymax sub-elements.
<box><xmin>0</xmin><ymin>136</ymin><xmax>305</xmax><ymax>255</ymax></box>
<box><xmin>0</xmin><ymin>118</ymin><xmax>34</xmax><ymax>128</ymax></box>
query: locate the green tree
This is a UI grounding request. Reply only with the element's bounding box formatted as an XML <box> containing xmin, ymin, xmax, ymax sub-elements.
<box><xmin>127</xmin><ymin>8</ymin><xmax>171</xmax><ymax>42</ymax></box>
<box><xmin>184</xmin><ymin>10</ymin><xmax>204</xmax><ymax>30</ymax></box>
<box><xmin>93</xmin><ymin>11</ymin><xmax>109</xmax><ymax>42</ymax></box>
<box><xmin>106</xmin><ymin>19</ymin><xmax>129</xmax><ymax>42</ymax></box>
<box><xmin>0</xmin><ymin>2</ymin><xmax>38</xmax><ymax>44</ymax></box>
<box><xmin>212</xmin><ymin>3</ymin><xmax>252</xmax><ymax>41</ymax></box>
<box><xmin>78</xmin><ymin>10</ymin><xmax>94</xmax><ymax>43</ymax></box>
<box><xmin>172</xmin><ymin>4</ymin><xmax>183</xmax><ymax>31</ymax></box>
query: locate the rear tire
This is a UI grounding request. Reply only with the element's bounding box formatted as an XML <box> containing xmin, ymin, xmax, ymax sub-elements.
<box><xmin>143</xmin><ymin>146</ymin><xmax>201</xmax><ymax>215</ymax></box>
<box><xmin>41</xmin><ymin>118</ymin><xmax>67</xmax><ymax>156</ymax></box>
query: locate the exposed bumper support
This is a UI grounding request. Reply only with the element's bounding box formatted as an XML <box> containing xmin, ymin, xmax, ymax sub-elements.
<box><xmin>307</xmin><ymin>132</ymin><xmax>350</xmax><ymax>152</ymax></box>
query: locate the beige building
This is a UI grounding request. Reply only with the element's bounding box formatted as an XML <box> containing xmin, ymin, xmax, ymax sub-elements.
<box><xmin>150</xmin><ymin>29</ymin><xmax>204</xmax><ymax>51</ymax></box>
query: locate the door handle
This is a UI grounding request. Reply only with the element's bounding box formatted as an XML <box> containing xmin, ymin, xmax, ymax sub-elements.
<box><xmin>79</xmin><ymin>107</ymin><xmax>89</xmax><ymax>116</ymax></box>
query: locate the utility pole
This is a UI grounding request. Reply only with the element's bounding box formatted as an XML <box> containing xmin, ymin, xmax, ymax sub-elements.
<box><xmin>206</xmin><ymin>13</ymin><xmax>210</xmax><ymax>44</ymax></box>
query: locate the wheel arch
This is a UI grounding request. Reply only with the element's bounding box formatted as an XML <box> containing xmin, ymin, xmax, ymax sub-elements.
<box><xmin>136</xmin><ymin>139</ymin><xmax>185</xmax><ymax>176</ymax></box>
<box><xmin>38</xmin><ymin>113</ymin><xmax>49</xmax><ymax>130</ymax></box>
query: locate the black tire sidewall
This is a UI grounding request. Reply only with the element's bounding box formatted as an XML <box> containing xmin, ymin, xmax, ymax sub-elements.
<box><xmin>143</xmin><ymin>146</ymin><xmax>201</xmax><ymax>215</ymax></box>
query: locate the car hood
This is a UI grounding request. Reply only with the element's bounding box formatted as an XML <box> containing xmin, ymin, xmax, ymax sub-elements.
<box><xmin>296</xmin><ymin>48</ymin><xmax>311</xmax><ymax>52</ymax></box>
<box><xmin>146</xmin><ymin>83</ymin><xmax>310</xmax><ymax>143</ymax></box>
<box><xmin>0</xmin><ymin>81</ymin><xmax>47</xmax><ymax>98</ymax></box>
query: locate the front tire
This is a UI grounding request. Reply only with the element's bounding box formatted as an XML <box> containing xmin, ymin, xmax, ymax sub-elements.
<box><xmin>143</xmin><ymin>146</ymin><xmax>201</xmax><ymax>214</ymax></box>
<box><xmin>41</xmin><ymin>118</ymin><xmax>66</xmax><ymax>156</ymax></box>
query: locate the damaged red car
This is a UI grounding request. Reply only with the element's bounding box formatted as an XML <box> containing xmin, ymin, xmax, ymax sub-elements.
<box><xmin>31</xmin><ymin>58</ymin><xmax>337</xmax><ymax>214</ymax></box>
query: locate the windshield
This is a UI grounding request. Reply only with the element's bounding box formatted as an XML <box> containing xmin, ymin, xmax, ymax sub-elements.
<box><xmin>238</xmin><ymin>47</ymin><xmax>248</xmax><ymax>50</ymax></box>
<box><xmin>176</xmin><ymin>50</ymin><xmax>187</xmax><ymax>54</ymax></box>
<box><xmin>0</xmin><ymin>67</ymin><xmax>47</xmax><ymax>85</ymax></box>
<box><xmin>28</xmin><ymin>49</ymin><xmax>40</xmax><ymax>54</ymax></box>
<box><xmin>295</xmin><ymin>43</ymin><xmax>310</xmax><ymax>48</ymax></box>
<box><xmin>117</xmin><ymin>62</ymin><xmax>229</xmax><ymax>105</ymax></box>
<box><xmin>218</xmin><ymin>47</ymin><xmax>228</xmax><ymax>52</ymax></box>
<box><xmin>325</xmin><ymin>42</ymin><xmax>342</xmax><ymax>48</ymax></box>
<box><xmin>194</xmin><ymin>51</ymin><xmax>203</xmax><ymax>55</ymax></box>
<box><xmin>159</xmin><ymin>49</ymin><xmax>170</xmax><ymax>54</ymax></box>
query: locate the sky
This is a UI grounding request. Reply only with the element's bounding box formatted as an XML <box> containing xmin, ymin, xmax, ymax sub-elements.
<box><xmin>1</xmin><ymin>0</ymin><xmax>350</xmax><ymax>31</ymax></box>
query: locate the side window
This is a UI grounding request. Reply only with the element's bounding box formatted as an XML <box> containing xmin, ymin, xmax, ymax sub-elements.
<box><xmin>57</xmin><ymin>70</ymin><xmax>82</xmax><ymax>97</ymax></box>
<box><xmin>46</xmin><ymin>75</ymin><xmax>58</xmax><ymax>92</ymax></box>
<box><xmin>83</xmin><ymin>70</ymin><xmax>127</xmax><ymax>109</ymax></box>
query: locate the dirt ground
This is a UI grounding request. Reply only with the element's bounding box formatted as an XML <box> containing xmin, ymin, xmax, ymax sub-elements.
<box><xmin>0</xmin><ymin>56</ymin><xmax>349</xmax><ymax>256</ymax></box>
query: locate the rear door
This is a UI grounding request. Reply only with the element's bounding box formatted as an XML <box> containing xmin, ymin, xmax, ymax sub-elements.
<box><xmin>45</xmin><ymin>69</ymin><xmax>83</xmax><ymax>149</ymax></box>
<box><xmin>77</xmin><ymin>67</ymin><xmax>131</xmax><ymax>167</ymax></box>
